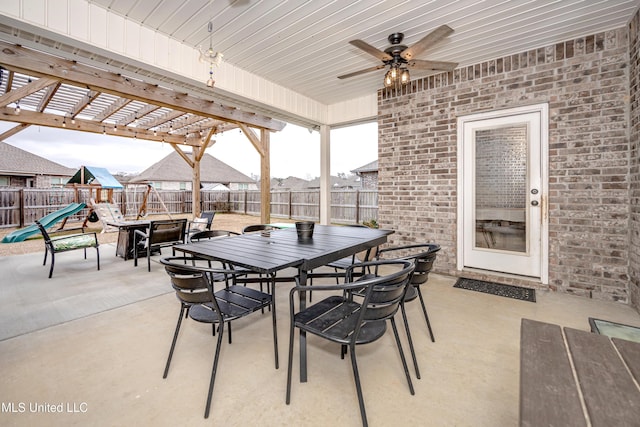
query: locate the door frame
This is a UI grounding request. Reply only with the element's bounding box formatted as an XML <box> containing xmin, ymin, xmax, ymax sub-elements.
<box><xmin>456</xmin><ymin>103</ymin><xmax>549</xmax><ymax>284</ymax></box>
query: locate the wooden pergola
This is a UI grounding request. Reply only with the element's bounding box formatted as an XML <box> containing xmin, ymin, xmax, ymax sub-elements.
<box><xmin>0</xmin><ymin>41</ymin><xmax>286</xmax><ymax>223</ymax></box>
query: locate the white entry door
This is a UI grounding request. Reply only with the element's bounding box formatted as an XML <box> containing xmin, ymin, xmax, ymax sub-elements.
<box><xmin>457</xmin><ymin>104</ymin><xmax>548</xmax><ymax>282</ymax></box>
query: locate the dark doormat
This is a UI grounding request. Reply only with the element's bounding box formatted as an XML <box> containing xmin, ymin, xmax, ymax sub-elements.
<box><xmin>454</xmin><ymin>278</ymin><xmax>536</xmax><ymax>302</ymax></box>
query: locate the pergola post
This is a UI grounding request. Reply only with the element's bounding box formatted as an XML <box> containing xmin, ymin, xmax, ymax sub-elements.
<box><xmin>192</xmin><ymin>146</ymin><xmax>201</xmax><ymax>217</ymax></box>
<box><xmin>240</xmin><ymin>124</ymin><xmax>271</xmax><ymax>224</ymax></box>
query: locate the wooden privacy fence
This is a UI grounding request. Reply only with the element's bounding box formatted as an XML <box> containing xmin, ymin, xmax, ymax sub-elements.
<box><xmin>0</xmin><ymin>188</ymin><xmax>378</xmax><ymax>228</ymax></box>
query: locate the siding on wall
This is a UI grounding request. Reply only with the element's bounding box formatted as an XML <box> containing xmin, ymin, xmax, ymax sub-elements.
<box><xmin>378</xmin><ymin>27</ymin><xmax>631</xmax><ymax>303</ymax></box>
<box><xmin>629</xmin><ymin>9</ymin><xmax>640</xmax><ymax>311</ymax></box>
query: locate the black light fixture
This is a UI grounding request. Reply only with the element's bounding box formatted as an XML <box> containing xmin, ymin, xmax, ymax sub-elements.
<box><xmin>383</xmin><ymin>63</ymin><xmax>410</xmax><ymax>88</ymax></box>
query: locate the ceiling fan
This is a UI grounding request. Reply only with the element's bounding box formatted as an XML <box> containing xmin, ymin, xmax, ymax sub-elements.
<box><xmin>338</xmin><ymin>25</ymin><xmax>458</xmax><ymax>87</ymax></box>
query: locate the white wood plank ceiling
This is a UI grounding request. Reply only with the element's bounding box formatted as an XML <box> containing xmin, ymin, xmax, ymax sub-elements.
<box><xmin>84</xmin><ymin>0</ymin><xmax>639</xmax><ymax>106</ymax></box>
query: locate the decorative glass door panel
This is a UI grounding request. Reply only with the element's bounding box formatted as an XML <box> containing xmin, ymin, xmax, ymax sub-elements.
<box><xmin>457</xmin><ymin>104</ymin><xmax>548</xmax><ymax>281</ymax></box>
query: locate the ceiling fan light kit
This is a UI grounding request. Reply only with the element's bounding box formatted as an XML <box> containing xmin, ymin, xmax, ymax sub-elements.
<box><xmin>339</xmin><ymin>25</ymin><xmax>458</xmax><ymax>89</ymax></box>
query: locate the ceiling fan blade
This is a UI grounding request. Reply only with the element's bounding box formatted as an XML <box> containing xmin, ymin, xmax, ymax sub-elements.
<box><xmin>408</xmin><ymin>59</ymin><xmax>458</xmax><ymax>71</ymax></box>
<box><xmin>401</xmin><ymin>25</ymin><xmax>454</xmax><ymax>61</ymax></box>
<box><xmin>338</xmin><ymin>64</ymin><xmax>386</xmax><ymax>79</ymax></box>
<box><xmin>349</xmin><ymin>39</ymin><xmax>393</xmax><ymax>61</ymax></box>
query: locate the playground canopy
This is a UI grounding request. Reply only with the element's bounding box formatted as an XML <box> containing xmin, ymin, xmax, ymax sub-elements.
<box><xmin>67</xmin><ymin>166</ymin><xmax>123</xmax><ymax>189</ymax></box>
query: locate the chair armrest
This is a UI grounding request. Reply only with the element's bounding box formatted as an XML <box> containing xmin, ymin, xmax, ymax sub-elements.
<box><xmin>377</xmin><ymin>243</ymin><xmax>441</xmax><ymax>260</ymax></box>
<box><xmin>133</xmin><ymin>229</ymin><xmax>149</xmax><ymax>239</ymax></box>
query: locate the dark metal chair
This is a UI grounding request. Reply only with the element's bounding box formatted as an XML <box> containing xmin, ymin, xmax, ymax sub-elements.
<box><xmin>188</xmin><ymin>229</ymin><xmax>239</xmax><ymax>243</ymax></box>
<box><xmin>134</xmin><ymin>218</ymin><xmax>187</xmax><ymax>271</ymax></box>
<box><xmin>160</xmin><ymin>256</ymin><xmax>278</xmax><ymax>419</ymax></box>
<box><xmin>240</xmin><ymin>224</ymin><xmax>280</xmax><ymax>294</ymax></box>
<box><xmin>242</xmin><ymin>224</ymin><xmax>278</xmax><ymax>234</ymax></box>
<box><xmin>366</xmin><ymin>243</ymin><xmax>441</xmax><ymax>379</ymax></box>
<box><xmin>187</xmin><ymin>211</ymin><xmax>216</xmax><ymax>236</ymax></box>
<box><xmin>35</xmin><ymin>220</ymin><xmax>100</xmax><ymax>278</ymax></box>
<box><xmin>286</xmin><ymin>259</ymin><xmax>416</xmax><ymax>427</ymax></box>
<box><xmin>308</xmin><ymin>224</ymin><xmax>377</xmax><ymax>301</ymax></box>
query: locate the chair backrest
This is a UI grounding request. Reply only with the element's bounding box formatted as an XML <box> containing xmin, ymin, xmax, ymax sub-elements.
<box><xmin>199</xmin><ymin>211</ymin><xmax>216</xmax><ymax>230</ymax></box>
<box><xmin>163</xmin><ymin>259</ymin><xmax>213</xmax><ymax>305</ymax></box>
<box><xmin>346</xmin><ymin>259</ymin><xmax>415</xmax><ymax>325</ymax></box>
<box><xmin>189</xmin><ymin>229</ymin><xmax>239</xmax><ymax>243</ymax></box>
<box><xmin>149</xmin><ymin>219</ymin><xmax>187</xmax><ymax>245</ymax></box>
<box><xmin>242</xmin><ymin>224</ymin><xmax>277</xmax><ymax>234</ymax></box>
<box><xmin>35</xmin><ymin>221</ymin><xmax>53</xmax><ymax>247</ymax></box>
<box><xmin>161</xmin><ymin>257</ymin><xmax>242</xmax><ymax>314</ymax></box>
<box><xmin>377</xmin><ymin>243</ymin><xmax>441</xmax><ymax>285</ymax></box>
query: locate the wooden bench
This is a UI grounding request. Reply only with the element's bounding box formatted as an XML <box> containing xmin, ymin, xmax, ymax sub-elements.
<box><xmin>520</xmin><ymin>318</ymin><xmax>640</xmax><ymax>427</ymax></box>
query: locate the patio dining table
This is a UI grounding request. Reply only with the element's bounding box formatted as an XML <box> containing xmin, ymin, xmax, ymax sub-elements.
<box><xmin>173</xmin><ymin>224</ymin><xmax>394</xmax><ymax>381</ymax></box>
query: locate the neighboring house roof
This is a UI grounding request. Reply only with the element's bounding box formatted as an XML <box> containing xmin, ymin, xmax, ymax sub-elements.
<box><xmin>271</xmin><ymin>176</ymin><xmax>309</xmax><ymax>190</ymax></box>
<box><xmin>305</xmin><ymin>175</ymin><xmax>360</xmax><ymax>189</ymax></box>
<box><xmin>130</xmin><ymin>151</ymin><xmax>254</xmax><ymax>184</ymax></box>
<box><xmin>67</xmin><ymin>166</ymin><xmax>123</xmax><ymax>189</ymax></box>
<box><xmin>0</xmin><ymin>142</ymin><xmax>76</xmax><ymax>177</ymax></box>
<box><xmin>351</xmin><ymin>160</ymin><xmax>378</xmax><ymax>174</ymax></box>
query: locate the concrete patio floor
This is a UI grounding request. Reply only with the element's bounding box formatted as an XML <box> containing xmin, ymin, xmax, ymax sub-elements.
<box><xmin>1</xmin><ymin>242</ymin><xmax>639</xmax><ymax>427</ymax></box>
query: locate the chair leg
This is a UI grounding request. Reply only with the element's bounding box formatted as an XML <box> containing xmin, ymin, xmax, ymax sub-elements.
<box><xmin>48</xmin><ymin>252</ymin><xmax>55</xmax><ymax>279</ymax></box>
<box><xmin>390</xmin><ymin>317</ymin><xmax>415</xmax><ymax>395</ymax></box>
<box><xmin>204</xmin><ymin>321</ymin><xmax>225</xmax><ymax>419</ymax></box>
<box><xmin>147</xmin><ymin>247</ymin><xmax>151</xmax><ymax>272</ymax></box>
<box><xmin>164</xmin><ymin>305</ymin><xmax>186</xmax><ymax>378</ymax></box>
<box><xmin>285</xmin><ymin>318</ymin><xmax>296</xmax><ymax>404</ymax></box>
<box><xmin>96</xmin><ymin>247</ymin><xmax>100</xmax><ymax>271</ymax></box>
<box><xmin>400</xmin><ymin>303</ymin><xmax>420</xmax><ymax>379</ymax></box>
<box><xmin>270</xmin><ymin>277</ymin><xmax>279</xmax><ymax>369</ymax></box>
<box><xmin>416</xmin><ymin>287</ymin><xmax>435</xmax><ymax>342</ymax></box>
<box><xmin>348</xmin><ymin>344</ymin><xmax>369</xmax><ymax>427</ymax></box>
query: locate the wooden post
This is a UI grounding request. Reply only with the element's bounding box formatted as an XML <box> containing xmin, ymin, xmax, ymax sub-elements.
<box><xmin>192</xmin><ymin>147</ymin><xmax>201</xmax><ymax>217</ymax></box>
<box><xmin>239</xmin><ymin>124</ymin><xmax>272</xmax><ymax>224</ymax></box>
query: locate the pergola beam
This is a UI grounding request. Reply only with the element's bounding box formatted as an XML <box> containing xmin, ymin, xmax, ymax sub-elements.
<box><xmin>0</xmin><ymin>107</ymin><xmax>198</xmax><ymax>145</ymax></box>
<box><xmin>0</xmin><ymin>76</ymin><xmax>59</xmax><ymax>108</ymax></box>
<box><xmin>0</xmin><ymin>42</ymin><xmax>286</xmax><ymax>132</ymax></box>
<box><xmin>0</xmin><ymin>123</ymin><xmax>29</xmax><ymax>140</ymax></box>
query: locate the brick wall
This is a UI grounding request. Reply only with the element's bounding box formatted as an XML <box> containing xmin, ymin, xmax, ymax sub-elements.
<box><xmin>378</xmin><ymin>27</ymin><xmax>631</xmax><ymax>303</ymax></box>
<box><xmin>630</xmin><ymin>8</ymin><xmax>640</xmax><ymax>311</ymax></box>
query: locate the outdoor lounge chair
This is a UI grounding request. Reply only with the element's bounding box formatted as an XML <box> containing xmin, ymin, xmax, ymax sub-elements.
<box><xmin>35</xmin><ymin>220</ymin><xmax>100</xmax><ymax>278</ymax></box>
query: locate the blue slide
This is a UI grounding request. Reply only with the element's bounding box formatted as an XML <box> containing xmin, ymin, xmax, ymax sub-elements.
<box><xmin>1</xmin><ymin>203</ymin><xmax>86</xmax><ymax>243</ymax></box>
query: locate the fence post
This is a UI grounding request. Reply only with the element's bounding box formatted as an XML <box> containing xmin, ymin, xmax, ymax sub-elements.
<box><xmin>20</xmin><ymin>188</ymin><xmax>25</xmax><ymax>227</ymax></box>
<box><xmin>288</xmin><ymin>191</ymin><xmax>292</xmax><ymax>219</ymax></box>
<box><xmin>355</xmin><ymin>190</ymin><xmax>360</xmax><ymax>224</ymax></box>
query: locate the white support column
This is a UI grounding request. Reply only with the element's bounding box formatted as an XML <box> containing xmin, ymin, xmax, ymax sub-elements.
<box><xmin>319</xmin><ymin>124</ymin><xmax>331</xmax><ymax>225</ymax></box>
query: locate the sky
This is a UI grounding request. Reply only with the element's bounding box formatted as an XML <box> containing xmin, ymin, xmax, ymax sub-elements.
<box><xmin>0</xmin><ymin>120</ymin><xmax>377</xmax><ymax>179</ymax></box>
